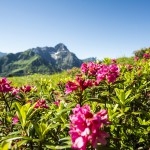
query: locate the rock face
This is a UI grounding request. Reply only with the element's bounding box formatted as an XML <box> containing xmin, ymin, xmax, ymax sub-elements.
<box><xmin>0</xmin><ymin>43</ymin><xmax>83</xmax><ymax>76</ymax></box>
<box><xmin>0</xmin><ymin>52</ymin><xmax>6</xmax><ymax>58</ymax></box>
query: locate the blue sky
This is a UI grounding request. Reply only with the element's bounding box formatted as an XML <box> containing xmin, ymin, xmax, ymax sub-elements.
<box><xmin>0</xmin><ymin>0</ymin><xmax>150</xmax><ymax>60</ymax></box>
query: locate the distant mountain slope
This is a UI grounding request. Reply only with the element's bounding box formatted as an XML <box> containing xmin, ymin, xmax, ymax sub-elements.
<box><xmin>0</xmin><ymin>52</ymin><xmax>7</xmax><ymax>58</ymax></box>
<box><xmin>0</xmin><ymin>43</ymin><xmax>83</xmax><ymax>76</ymax></box>
<box><xmin>82</xmin><ymin>57</ymin><xmax>97</xmax><ymax>62</ymax></box>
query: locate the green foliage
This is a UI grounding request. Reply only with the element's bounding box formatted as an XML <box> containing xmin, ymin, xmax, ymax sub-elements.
<box><xmin>0</xmin><ymin>58</ymin><xmax>150</xmax><ymax>149</ymax></box>
<box><xmin>116</xmin><ymin>56</ymin><xmax>134</xmax><ymax>65</ymax></box>
<box><xmin>134</xmin><ymin>47</ymin><xmax>150</xmax><ymax>58</ymax></box>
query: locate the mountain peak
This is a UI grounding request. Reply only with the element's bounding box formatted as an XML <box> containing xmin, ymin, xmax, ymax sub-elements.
<box><xmin>55</xmin><ymin>43</ymin><xmax>69</xmax><ymax>52</ymax></box>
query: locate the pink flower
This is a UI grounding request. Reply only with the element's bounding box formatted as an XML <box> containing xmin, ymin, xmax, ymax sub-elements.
<box><xmin>81</xmin><ymin>62</ymin><xmax>101</xmax><ymax>77</ymax></box>
<box><xmin>69</xmin><ymin>104</ymin><xmax>110</xmax><ymax>149</ymax></box>
<box><xmin>65</xmin><ymin>75</ymin><xmax>93</xmax><ymax>94</ymax></box>
<box><xmin>107</xmin><ymin>73</ymin><xmax>117</xmax><ymax>83</ymax></box>
<box><xmin>109</xmin><ymin>64</ymin><xmax>119</xmax><ymax>73</ymax></box>
<box><xmin>0</xmin><ymin>78</ymin><xmax>13</xmax><ymax>93</ymax></box>
<box><xmin>87</xmin><ymin>62</ymin><xmax>98</xmax><ymax>76</ymax></box>
<box><xmin>34</xmin><ymin>99</ymin><xmax>49</xmax><ymax>109</ymax></box>
<box><xmin>12</xmin><ymin>116</ymin><xmax>19</xmax><ymax>125</ymax></box>
<box><xmin>125</xmin><ymin>64</ymin><xmax>133</xmax><ymax>71</ymax></box>
<box><xmin>12</xmin><ymin>87</ymin><xmax>20</xmax><ymax>95</ymax></box>
<box><xmin>65</xmin><ymin>81</ymin><xmax>78</xmax><ymax>94</ymax></box>
<box><xmin>134</xmin><ymin>56</ymin><xmax>139</xmax><ymax>61</ymax></box>
<box><xmin>143</xmin><ymin>53</ymin><xmax>150</xmax><ymax>59</ymax></box>
<box><xmin>96</xmin><ymin>64</ymin><xmax>119</xmax><ymax>83</ymax></box>
<box><xmin>111</xmin><ymin>59</ymin><xmax>117</xmax><ymax>64</ymax></box>
<box><xmin>81</xmin><ymin>63</ymin><xmax>88</xmax><ymax>74</ymax></box>
<box><xmin>20</xmin><ymin>85</ymin><xmax>32</xmax><ymax>93</ymax></box>
<box><xmin>16</xmin><ymin>95</ymin><xmax>21</xmax><ymax>99</ymax></box>
<box><xmin>76</xmin><ymin>75</ymin><xmax>93</xmax><ymax>91</ymax></box>
<box><xmin>83</xmin><ymin>80</ymin><xmax>93</xmax><ymax>89</ymax></box>
<box><xmin>54</xmin><ymin>100</ymin><xmax>61</xmax><ymax>107</ymax></box>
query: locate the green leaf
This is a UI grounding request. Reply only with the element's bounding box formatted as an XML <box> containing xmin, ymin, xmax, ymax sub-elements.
<box><xmin>111</xmin><ymin>97</ymin><xmax>120</xmax><ymax>104</ymax></box>
<box><xmin>17</xmin><ymin>140</ymin><xmax>28</xmax><ymax>147</ymax></box>
<box><xmin>84</xmin><ymin>98</ymin><xmax>100</xmax><ymax>103</ymax></box>
<box><xmin>125</xmin><ymin>94</ymin><xmax>140</xmax><ymax>105</ymax></box>
<box><xmin>1</xmin><ymin>141</ymin><xmax>11</xmax><ymax>150</ymax></box>
<box><xmin>46</xmin><ymin>144</ymin><xmax>71</xmax><ymax>149</ymax></box>
<box><xmin>131</xmin><ymin>111</ymin><xmax>142</xmax><ymax>115</ymax></box>
<box><xmin>26</xmin><ymin>103</ymin><xmax>35</xmax><ymax>118</ymax></box>
<box><xmin>124</xmin><ymin>97</ymin><xmax>135</xmax><ymax>105</ymax></box>
<box><xmin>124</xmin><ymin>107</ymin><xmax>130</xmax><ymax>112</ymax></box>
<box><xmin>138</xmin><ymin>138</ymin><xmax>145</xmax><ymax>143</ymax></box>
<box><xmin>1</xmin><ymin>136</ymin><xmax>32</xmax><ymax>144</ymax></box>
<box><xmin>14</xmin><ymin>102</ymin><xmax>22</xmax><ymax>123</ymax></box>
<box><xmin>137</xmin><ymin>117</ymin><xmax>143</xmax><ymax>125</ymax></box>
<box><xmin>147</xmin><ymin>125</ymin><xmax>150</xmax><ymax>131</ymax></box>
<box><xmin>59</xmin><ymin>136</ymin><xmax>71</xmax><ymax>142</ymax></box>
<box><xmin>125</xmin><ymin>90</ymin><xmax>132</xmax><ymax>99</ymax></box>
<box><xmin>20</xmin><ymin>107</ymin><xmax>26</xmax><ymax>127</ymax></box>
<box><xmin>32</xmin><ymin>123</ymin><xmax>42</xmax><ymax>139</ymax></box>
<box><xmin>113</xmin><ymin>104</ymin><xmax>118</xmax><ymax>112</ymax></box>
<box><xmin>114</xmin><ymin>88</ymin><xmax>125</xmax><ymax>105</ymax></box>
<box><xmin>117</xmin><ymin>113</ymin><xmax>124</xmax><ymax>118</ymax></box>
<box><xmin>42</xmin><ymin>123</ymin><xmax>60</xmax><ymax>139</ymax></box>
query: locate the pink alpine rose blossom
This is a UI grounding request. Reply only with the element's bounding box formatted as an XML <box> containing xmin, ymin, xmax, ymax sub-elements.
<box><xmin>96</xmin><ymin>64</ymin><xmax>119</xmax><ymax>83</ymax></box>
<box><xmin>76</xmin><ymin>75</ymin><xmax>93</xmax><ymax>91</ymax></box>
<box><xmin>65</xmin><ymin>75</ymin><xmax>94</xmax><ymax>94</ymax></box>
<box><xmin>34</xmin><ymin>99</ymin><xmax>49</xmax><ymax>109</ymax></box>
<box><xmin>134</xmin><ymin>56</ymin><xmax>139</xmax><ymax>61</ymax></box>
<box><xmin>54</xmin><ymin>100</ymin><xmax>61</xmax><ymax>107</ymax></box>
<box><xmin>65</xmin><ymin>81</ymin><xmax>78</xmax><ymax>94</ymax></box>
<box><xmin>20</xmin><ymin>85</ymin><xmax>32</xmax><ymax>93</ymax></box>
<box><xmin>12</xmin><ymin>116</ymin><xmax>19</xmax><ymax>125</ymax></box>
<box><xmin>69</xmin><ymin>104</ymin><xmax>110</xmax><ymax>150</ymax></box>
<box><xmin>143</xmin><ymin>53</ymin><xmax>150</xmax><ymax>59</ymax></box>
<box><xmin>111</xmin><ymin>59</ymin><xmax>117</xmax><ymax>64</ymax></box>
<box><xmin>87</xmin><ymin>62</ymin><xmax>98</xmax><ymax>76</ymax></box>
<box><xmin>12</xmin><ymin>87</ymin><xmax>20</xmax><ymax>95</ymax></box>
<box><xmin>125</xmin><ymin>64</ymin><xmax>133</xmax><ymax>71</ymax></box>
<box><xmin>0</xmin><ymin>78</ymin><xmax>13</xmax><ymax>93</ymax></box>
<box><xmin>81</xmin><ymin>63</ymin><xmax>88</xmax><ymax>74</ymax></box>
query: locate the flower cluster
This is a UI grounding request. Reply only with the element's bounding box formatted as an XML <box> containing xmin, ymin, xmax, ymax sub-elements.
<box><xmin>34</xmin><ymin>99</ymin><xmax>49</xmax><ymax>109</ymax></box>
<box><xmin>11</xmin><ymin>87</ymin><xmax>20</xmax><ymax>95</ymax></box>
<box><xmin>76</xmin><ymin>75</ymin><xmax>93</xmax><ymax>91</ymax></box>
<box><xmin>66</xmin><ymin>63</ymin><xmax>120</xmax><ymax>94</ymax></box>
<box><xmin>0</xmin><ymin>78</ymin><xmax>13</xmax><ymax>93</ymax></box>
<box><xmin>96</xmin><ymin>64</ymin><xmax>119</xmax><ymax>83</ymax></box>
<box><xmin>65</xmin><ymin>81</ymin><xmax>78</xmax><ymax>94</ymax></box>
<box><xmin>20</xmin><ymin>85</ymin><xmax>32</xmax><ymax>93</ymax></box>
<box><xmin>69</xmin><ymin>104</ymin><xmax>110</xmax><ymax>150</ymax></box>
<box><xmin>65</xmin><ymin>75</ymin><xmax>93</xmax><ymax>94</ymax></box>
<box><xmin>143</xmin><ymin>53</ymin><xmax>150</xmax><ymax>59</ymax></box>
<box><xmin>81</xmin><ymin>62</ymin><xmax>120</xmax><ymax>84</ymax></box>
<box><xmin>81</xmin><ymin>62</ymin><xmax>100</xmax><ymax>76</ymax></box>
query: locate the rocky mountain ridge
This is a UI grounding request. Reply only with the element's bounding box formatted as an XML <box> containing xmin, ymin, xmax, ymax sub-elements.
<box><xmin>0</xmin><ymin>43</ymin><xmax>83</xmax><ymax>76</ymax></box>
